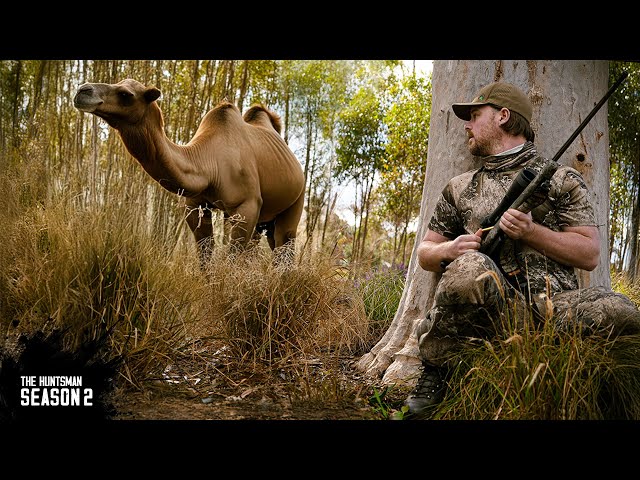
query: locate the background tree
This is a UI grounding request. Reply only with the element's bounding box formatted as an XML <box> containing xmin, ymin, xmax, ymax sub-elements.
<box><xmin>279</xmin><ymin>60</ymin><xmax>356</xmax><ymax>253</ymax></box>
<box><xmin>609</xmin><ymin>61</ymin><xmax>640</xmax><ymax>278</ymax></box>
<box><xmin>335</xmin><ymin>86</ymin><xmax>388</xmax><ymax>266</ymax></box>
<box><xmin>376</xmin><ymin>74</ymin><xmax>431</xmax><ymax>266</ymax></box>
<box><xmin>357</xmin><ymin>60</ymin><xmax>613</xmax><ymax>385</ymax></box>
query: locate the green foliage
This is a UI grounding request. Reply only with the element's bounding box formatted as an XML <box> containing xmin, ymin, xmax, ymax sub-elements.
<box><xmin>355</xmin><ymin>264</ymin><xmax>406</xmax><ymax>339</ymax></box>
<box><xmin>335</xmin><ymin>86</ymin><xmax>387</xmax><ymax>184</ymax></box>
<box><xmin>376</xmin><ymin>74</ymin><xmax>432</xmax><ymax>264</ymax></box>
<box><xmin>334</xmin><ymin>77</ymin><xmax>396</xmax><ymax>263</ymax></box>
<box><xmin>368</xmin><ymin>385</ymin><xmax>409</xmax><ymax>420</ymax></box>
<box><xmin>277</xmin><ymin>61</ymin><xmax>364</xmax><ymax>248</ymax></box>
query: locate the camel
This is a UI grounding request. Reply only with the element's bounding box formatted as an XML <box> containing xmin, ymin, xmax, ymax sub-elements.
<box><xmin>73</xmin><ymin>78</ymin><xmax>305</xmax><ymax>266</ymax></box>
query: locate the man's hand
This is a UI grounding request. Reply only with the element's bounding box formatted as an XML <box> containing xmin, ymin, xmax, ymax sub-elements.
<box><xmin>500</xmin><ymin>208</ymin><xmax>600</xmax><ymax>271</ymax></box>
<box><xmin>449</xmin><ymin>228</ymin><xmax>484</xmax><ymax>256</ymax></box>
<box><xmin>500</xmin><ymin>209</ymin><xmax>534</xmax><ymax>240</ymax></box>
<box><xmin>417</xmin><ymin>228</ymin><xmax>484</xmax><ymax>272</ymax></box>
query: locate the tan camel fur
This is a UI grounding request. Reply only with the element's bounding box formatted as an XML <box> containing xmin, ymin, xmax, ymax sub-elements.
<box><xmin>73</xmin><ymin>79</ymin><xmax>305</xmax><ymax>265</ymax></box>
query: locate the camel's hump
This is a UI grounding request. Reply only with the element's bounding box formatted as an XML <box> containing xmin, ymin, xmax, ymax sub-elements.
<box><xmin>243</xmin><ymin>104</ymin><xmax>282</xmax><ymax>134</ymax></box>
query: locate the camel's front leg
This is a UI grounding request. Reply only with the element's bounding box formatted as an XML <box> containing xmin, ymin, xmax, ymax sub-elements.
<box><xmin>185</xmin><ymin>204</ymin><xmax>215</xmax><ymax>268</ymax></box>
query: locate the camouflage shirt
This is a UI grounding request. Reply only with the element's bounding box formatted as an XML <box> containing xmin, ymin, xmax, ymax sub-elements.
<box><xmin>428</xmin><ymin>141</ymin><xmax>597</xmax><ymax>294</ymax></box>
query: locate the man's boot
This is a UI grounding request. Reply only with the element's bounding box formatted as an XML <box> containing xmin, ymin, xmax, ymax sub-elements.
<box><xmin>403</xmin><ymin>362</ymin><xmax>448</xmax><ymax>418</ymax></box>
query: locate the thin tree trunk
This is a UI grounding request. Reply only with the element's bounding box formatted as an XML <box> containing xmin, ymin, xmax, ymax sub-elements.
<box><xmin>627</xmin><ymin>144</ymin><xmax>640</xmax><ymax>279</ymax></box>
<box><xmin>237</xmin><ymin>60</ymin><xmax>250</xmax><ymax>112</ymax></box>
<box><xmin>358</xmin><ymin>174</ymin><xmax>374</xmax><ymax>261</ymax></box>
<box><xmin>304</xmin><ymin>111</ymin><xmax>318</xmax><ymax>243</ymax></box>
<box><xmin>164</xmin><ymin>61</ymin><xmax>178</xmax><ymax>139</ymax></box>
<box><xmin>185</xmin><ymin>60</ymin><xmax>200</xmax><ymax>140</ymax></box>
<box><xmin>321</xmin><ymin>191</ymin><xmax>338</xmax><ymax>248</ymax></box>
<box><xmin>201</xmin><ymin>60</ymin><xmax>216</xmax><ymax>114</ymax></box>
<box><xmin>11</xmin><ymin>60</ymin><xmax>22</xmax><ymax>149</ymax></box>
<box><xmin>224</xmin><ymin>60</ymin><xmax>236</xmax><ymax>102</ymax></box>
<box><xmin>352</xmin><ymin>186</ymin><xmax>362</xmax><ymax>265</ymax></box>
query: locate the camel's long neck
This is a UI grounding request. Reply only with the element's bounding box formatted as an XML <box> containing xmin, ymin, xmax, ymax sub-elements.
<box><xmin>118</xmin><ymin>106</ymin><xmax>211</xmax><ymax>196</ymax></box>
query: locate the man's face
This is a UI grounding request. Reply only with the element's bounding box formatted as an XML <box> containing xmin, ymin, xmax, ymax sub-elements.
<box><xmin>464</xmin><ymin>105</ymin><xmax>503</xmax><ymax>156</ymax></box>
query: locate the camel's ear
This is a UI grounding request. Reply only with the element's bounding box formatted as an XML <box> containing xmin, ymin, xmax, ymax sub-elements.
<box><xmin>144</xmin><ymin>87</ymin><xmax>162</xmax><ymax>103</ymax></box>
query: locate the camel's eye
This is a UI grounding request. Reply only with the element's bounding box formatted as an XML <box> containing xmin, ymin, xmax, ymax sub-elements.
<box><xmin>117</xmin><ymin>90</ymin><xmax>134</xmax><ymax>104</ymax></box>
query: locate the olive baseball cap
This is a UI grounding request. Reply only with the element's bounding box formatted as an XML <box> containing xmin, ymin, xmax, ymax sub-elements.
<box><xmin>452</xmin><ymin>82</ymin><xmax>533</xmax><ymax>123</ymax></box>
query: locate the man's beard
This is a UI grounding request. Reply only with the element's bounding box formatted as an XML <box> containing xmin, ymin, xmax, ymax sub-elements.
<box><xmin>468</xmin><ymin>127</ymin><xmax>501</xmax><ymax>156</ymax></box>
<box><xmin>469</xmin><ymin>137</ymin><xmax>493</xmax><ymax>156</ymax></box>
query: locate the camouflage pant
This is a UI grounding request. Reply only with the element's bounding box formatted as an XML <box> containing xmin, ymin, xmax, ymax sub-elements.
<box><xmin>417</xmin><ymin>252</ymin><xmax>640</xmax><ymax>367</ymax></box>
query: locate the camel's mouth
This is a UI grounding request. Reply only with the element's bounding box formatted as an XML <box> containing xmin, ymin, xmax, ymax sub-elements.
<box><xmin>73</xmin><ymin>97</ymin><xmax>101</xmax><ymax>113</ymax></box>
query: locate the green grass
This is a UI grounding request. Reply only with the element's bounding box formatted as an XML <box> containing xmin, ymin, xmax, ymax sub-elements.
<box><xmin>612</xmin><ymin>271</ymin><xmax>640</xmax><ymax>307</ymax></box>
<box><xmin>355</xmin><ymin>264</ymin><xmax>406</xmax><ymax>340</ymax></box>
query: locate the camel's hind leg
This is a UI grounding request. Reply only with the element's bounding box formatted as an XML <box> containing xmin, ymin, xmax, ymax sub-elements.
<box><xmin>273</xmin><ymin>192</ymin><xmax>304</xmax><ymax>265</ymax></box>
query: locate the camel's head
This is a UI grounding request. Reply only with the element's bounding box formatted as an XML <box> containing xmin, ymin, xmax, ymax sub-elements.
<box><xmin>73</xmin><ymin>79</ymin><xmax>162</xmax><ymax>128</ymax></box>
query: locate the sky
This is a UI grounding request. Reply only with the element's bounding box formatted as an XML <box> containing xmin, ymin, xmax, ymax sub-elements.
<box><xmin>402</xmin><ymin>60</ymin><xmax>434</xmax><ymax>78</ymax></box>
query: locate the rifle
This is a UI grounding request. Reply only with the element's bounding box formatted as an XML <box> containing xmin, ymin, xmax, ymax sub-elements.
<box><xmin>479</xmin><ymin>161</ymin><xmax>558</xmax><ymax>260</ymax></box>
<box><xmin>478</xmin><ymin>71</ymin><xmax>629</xmax><ymax>264</ymax></box>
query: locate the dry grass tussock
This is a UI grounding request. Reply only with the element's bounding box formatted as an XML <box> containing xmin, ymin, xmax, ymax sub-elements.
<box><xmin>198</xmin><ymin>245</ymin><xmax>371</xmax><ymax>367</ymax></box>
<box><xmin>0</xmin><ymin>194</ymin><xmax>203</xmax><ymax>389</ymax></box>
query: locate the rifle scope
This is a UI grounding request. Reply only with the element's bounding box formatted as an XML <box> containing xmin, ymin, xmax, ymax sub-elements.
<box><xmin>481</xmin><ymin>166</ymin><xmax>537</xmax><ymax>229</ymax></box>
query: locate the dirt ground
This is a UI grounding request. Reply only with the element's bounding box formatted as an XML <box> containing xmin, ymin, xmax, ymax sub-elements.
<box><xmin>111</xmin><ymin>380</ymin><xmax>380</xmax><ymax>421</ymax></box>
<box><xmin>109</xmin><ymin>338</ymin><xmax>400</xmax><ymax>421</ymax></box>
<box><xmin>2</xmin><ymin>329</ymin><xmax>408</xmax><ymax>423</ymax></box>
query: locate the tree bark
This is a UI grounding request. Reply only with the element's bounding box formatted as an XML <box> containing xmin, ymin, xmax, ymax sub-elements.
<box><xmin>356</xmin><ymin>60</ymin><xmax>611</xmax><ymax>385</ymax></box>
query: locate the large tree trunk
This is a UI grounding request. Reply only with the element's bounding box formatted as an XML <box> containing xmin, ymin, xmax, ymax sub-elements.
<box><xmin>356</xmin><ymin>60</ymin><xmax>611</xmax><ymax>385</ymax></box>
